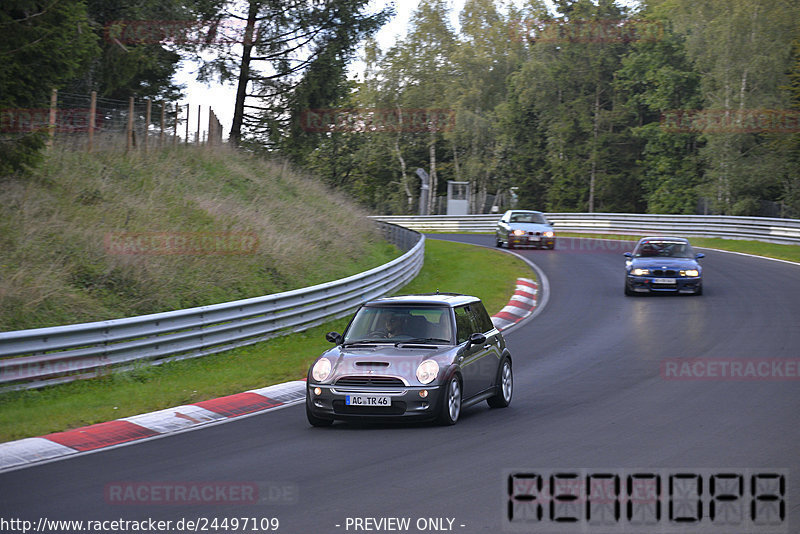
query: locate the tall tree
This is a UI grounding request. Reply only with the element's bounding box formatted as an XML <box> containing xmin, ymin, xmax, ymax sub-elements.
<box><xmin>654</xmin><ymin>0</ymin><xmax>800</xmax><ymax>214</ymax></box>
<box><xmin>511</xmin><ymin>0</ymin><xmax>643</xmax><ymax>212</ymax></box>
<box><xmin>200</xmin><ymin>0</ymin><xmax>389</xmax><ymax>146</ymax></box>
<box><xmin>615</xmin><ymin>15</ymin><xmax>704</xmax><ymax>214</ymax></box>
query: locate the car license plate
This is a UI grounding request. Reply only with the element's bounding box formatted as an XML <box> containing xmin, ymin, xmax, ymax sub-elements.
<box><xmin>653</xmin><ymin>278</ymin><xmax>676</xmax><ymax>284</ymax></box>
<box><xmin>528</xmin><ymin>236</ymin><xmax>540</xmax><ymax>242</ymax></box>
<box><xmin>345</xmin><ymin>395</ymin><xmax>390</xmax><ymax>407</ymax></box>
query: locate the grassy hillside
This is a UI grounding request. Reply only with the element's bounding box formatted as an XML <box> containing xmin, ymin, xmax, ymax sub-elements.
<box><xmin>0</xmin><ymin>146</ymin><xmax>398</xmax><ymax>331</ymax></box>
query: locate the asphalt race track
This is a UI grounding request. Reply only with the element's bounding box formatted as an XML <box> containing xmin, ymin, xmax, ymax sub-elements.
<box><xmin>1</xmin><ymin>235</ymin><xmax>798</xmax><ymax>534</ymax></box>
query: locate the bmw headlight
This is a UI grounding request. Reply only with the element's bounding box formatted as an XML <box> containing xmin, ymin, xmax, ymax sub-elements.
<box><xmin>632</xmin><ymin>268</ymin><xmax>650</xmax><ymax>276</ymax></box>
<box><xmin>416</xmin><ymin>360</ymin><xmax>439</xmax><ymax>384</ymax></box>
<box><xmin>311</xmin><ymin>358</ymin><xmax>332</xmax><ymax>382</ymax></box>
<box><xmin>512</xmin><ymin>229</ymin><xmax>526</xmax><ymax>236</ymax></box>
<box><xmin>684</xmin><ymin>269</ymin><xmax>700</xmax><ymax>277</ymax></box>
<box><xmin>544</xmin><ymin>231</ymin><xmax>554</xmax><ymax>238</ymax></box>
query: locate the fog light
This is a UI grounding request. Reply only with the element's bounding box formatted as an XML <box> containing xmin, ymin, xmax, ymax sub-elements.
<box><xmin>419</xmin><ymin>390</ymin><xmax>428</xmax><ymax>398</ymax></box>
<box><xmin>314</xmin><ymin>387</ymin><xmax>322</xmax><ymax>395</ymax></box>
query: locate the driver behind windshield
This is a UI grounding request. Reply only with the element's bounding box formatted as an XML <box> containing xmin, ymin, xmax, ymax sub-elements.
<box><xmin>384</xmin><ymin>313</ymin><xmax>407</xmax><ymax>338</ymax></box>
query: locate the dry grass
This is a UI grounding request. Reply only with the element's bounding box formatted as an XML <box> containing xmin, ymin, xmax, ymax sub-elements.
<box><xmin>0</xmin><ymin>145</ymin><xmax>398</xmax><ymax>330</ymax></box>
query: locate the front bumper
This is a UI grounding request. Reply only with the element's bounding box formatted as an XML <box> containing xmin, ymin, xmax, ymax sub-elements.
<box><xmin>626</xmin><ymin>275</ymin><xmax>702</xmax><ymax>293</ymax></box>
<box><xmin>509</xmin><ymin>235</ymin><xmax>556</xmax><ymax>248</ymax></box>
<box><xmin>306</xmin><ymin>383</ymin><xmax>444</xmax><ymax>421</ymax></box>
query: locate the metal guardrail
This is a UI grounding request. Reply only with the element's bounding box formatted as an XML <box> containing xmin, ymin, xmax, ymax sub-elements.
<box><xmin>371</xmin><ymin>213</ymin><xmax>800</xmax><ymax>245</ymax></box>
<box><xmin>0</xmin><ymin>222</ymin><xmax>424</xmax><ymax>392</ymax></box>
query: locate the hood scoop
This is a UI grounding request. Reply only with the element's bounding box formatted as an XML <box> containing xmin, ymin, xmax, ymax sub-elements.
<box><xmin>355</xmin><ymin>361</ymin><xmax>390</xmax><ymax>367</ymax></box>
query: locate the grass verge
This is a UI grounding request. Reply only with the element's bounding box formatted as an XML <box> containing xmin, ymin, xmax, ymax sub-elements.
<box><xmin>0</xmin><ymin>146</ymin><xmax>397</xmax><ymax>330</ymax></box>
<box><xmin>0</xmin><ymin>238</ymin><xmax>532</xmax><ymax>443</ymax></box>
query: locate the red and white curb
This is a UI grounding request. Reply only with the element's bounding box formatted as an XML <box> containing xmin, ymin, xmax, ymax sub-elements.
<box><xmin>0</xmin><ymin>381</ymin><xmax>306</xmax><ymax>472</ymax></box>
<box><xmin>491</xmin><ymin>278</ymin><xmax>538</xmax><ymax>330</ymax></box>
<box><xmin>0</xmin><ymin>278</ymin><xmax>538</xmax><ymax>473</ymax></box>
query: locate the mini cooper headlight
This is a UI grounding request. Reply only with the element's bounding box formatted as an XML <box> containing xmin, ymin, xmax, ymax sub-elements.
<box><xmin>511</xmin><ymin>229</ymin><xmax>526</xmax><ymax>236</ymax></box>
<box><xmin>632</xmin><ymin>268</ymin><xmax>650</xmax><ymax>276</ymax></box>
<box><xmin>684</xmin><ymin>269</ymin><xmax>700</xmax><ymax>277</ymax></box>
<box><xmin>311</xmin><ymin>358</ymin><xmax>332</xmax><ymax>382</ymax></box>
<box><xmin>416</xmin><ymin>360</ymin><xmax>439</xmax><ymax>384</ymax></box>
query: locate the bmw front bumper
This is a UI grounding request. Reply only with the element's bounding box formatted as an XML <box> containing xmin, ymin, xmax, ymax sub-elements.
<box><xmin>626</xmin><ymin>275</ymin><xmax>702</xmax><ymax>293</ymax></box>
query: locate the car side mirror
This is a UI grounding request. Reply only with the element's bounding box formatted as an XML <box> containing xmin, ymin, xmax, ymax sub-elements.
<box><xmin>696</xmin><ymin>253</ymin><xmax>705</xmax><ymax>259</ymax></box>
<box><xmin>467</xmin><ymin>332</ymin><xmax>487</xmax><ymax>347</ymax></box>
<box><xmin>623</xmin><ymin>252</ymin><xmax>632</xmax><ymax>258</ymax></box>
<box><xmin>325</xmin><ymin>332</ymin><xmax>343</xmax><ymax>344</ymax></box>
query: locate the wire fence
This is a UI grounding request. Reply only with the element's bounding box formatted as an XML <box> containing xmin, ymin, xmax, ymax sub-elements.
<box><xmin>0</xmin><ymin>89</ymin><xmax>224</xmax><ymax>152</ymax></box>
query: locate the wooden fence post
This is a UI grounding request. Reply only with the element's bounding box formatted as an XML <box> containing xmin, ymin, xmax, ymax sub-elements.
<box><xmin>173</xmin><ymin>103</ymin><xmax>178</xmax><ymax>146</ymax></box>
<box><xmin>87</xmin><ymin>91</ymin><xmax>96</xmax><ymax>153</ymax></box>
<box><xmin>160</xmin><ymin>102</ymin><xmax>165</xmax><ymax>147</ymax></box>
<box><xmin>47</xmin><ymin>88</ymin><xmax>57</xmax><ymax>148</ymax></box>
<box><xmin>144</xmin><ymin>98</ymin><xmax>151</xmax><ymax>153</ymax></box>
<box><xmin>127</xmin><ymin>97</ymin><xmax>134</xmax><ymax>152</ymax></box>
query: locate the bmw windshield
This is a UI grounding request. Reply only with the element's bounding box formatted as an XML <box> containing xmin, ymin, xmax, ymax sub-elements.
<box><xmin>634</xmin><ymin>241</ymin><xmax>695</xmax><ymax>258</ymax></box>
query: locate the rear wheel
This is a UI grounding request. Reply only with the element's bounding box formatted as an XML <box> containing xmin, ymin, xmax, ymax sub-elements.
<box><xmin>306</xmin><ymin>401</ymin><xmax>333</xmax><ymax>427</ymax></box>
<box><xmin>437</xmin><ymin>375</ymin><xmax>462</xmax><ymax>425</ymax></box>
<box><xmin>487</xmin><ymin>359</ymin><xmax>513</xmax><ymax>408</ymax></box>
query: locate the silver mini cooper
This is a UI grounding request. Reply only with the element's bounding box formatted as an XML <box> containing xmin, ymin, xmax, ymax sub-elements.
<box><xmin>306</xmin><ymin>294</ymin><xmax>513</xmax><ymax>426</ymax></box>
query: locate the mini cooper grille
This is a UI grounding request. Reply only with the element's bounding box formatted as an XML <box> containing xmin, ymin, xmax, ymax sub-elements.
<box><xmin>653</xmin><ymin>269</ymin><xmax>677</xmax><ymax>277</ymax></box>
<box><xmin>335</xmin><ymin>376</ymin><xmax>405</xmax><ymax>387</ymax></box>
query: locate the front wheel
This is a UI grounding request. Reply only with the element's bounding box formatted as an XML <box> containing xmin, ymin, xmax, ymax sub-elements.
<box><xmin>437</xmin><ymin>375</ymin><xmax>462</xmax><ymax>425</ymax></box>
<box><xmin>487</xmin><ymin>359</ymin><xmax>513</xmax><ymax>408</ymax></box>
<box><xmin>306</xmin><ymin>401</ymin><xmax>333</xmax><ymax>427</ymax></box>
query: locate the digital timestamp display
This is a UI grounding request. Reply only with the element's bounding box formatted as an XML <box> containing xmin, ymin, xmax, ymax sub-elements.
<box><xmin>503</xmin><ymin>468</ymin><xmax>788</xmax><ymax>533</ymax></box>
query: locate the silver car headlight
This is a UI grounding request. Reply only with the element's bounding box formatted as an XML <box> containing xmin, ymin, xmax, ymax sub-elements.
<box><xmin>544</xmin><ymin>231</ymin><xmax>554</xmax><ymax>237</ymax></box>
<box><xmin>684</xmin><ymin>269</ymin><xmax>700</xmax><ymax>277</ymax></box>
<box><xmin>511</xmin><ymin>229</ymin><xmax>526</xmax><ymax>236</ymax></box>
<box><xmin>416</xmin><ymin>360</ymin><xmax>439</xmax><ymax>384</ymax></box>
<box><xmin>632</xmin><ymin>268</ymin><xmax>650</xmax><ymax>276</ymax></box>
<box><xmin>311</xmin><ymin>358</ymin><xmax>332</xmax><ymax>382</ymax></box>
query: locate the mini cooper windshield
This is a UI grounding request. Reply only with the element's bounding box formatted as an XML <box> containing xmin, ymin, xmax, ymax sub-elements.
<box><xmin>344</xmin><ymin>306</ymin><xmax>453</xmax><ymax>345</ymax></box>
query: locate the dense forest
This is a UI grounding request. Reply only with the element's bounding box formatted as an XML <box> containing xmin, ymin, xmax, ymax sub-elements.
<box><xmin>2</xmin><ymin>0</ymin><xmax>800</xmax><ymax>217</ymax></box>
